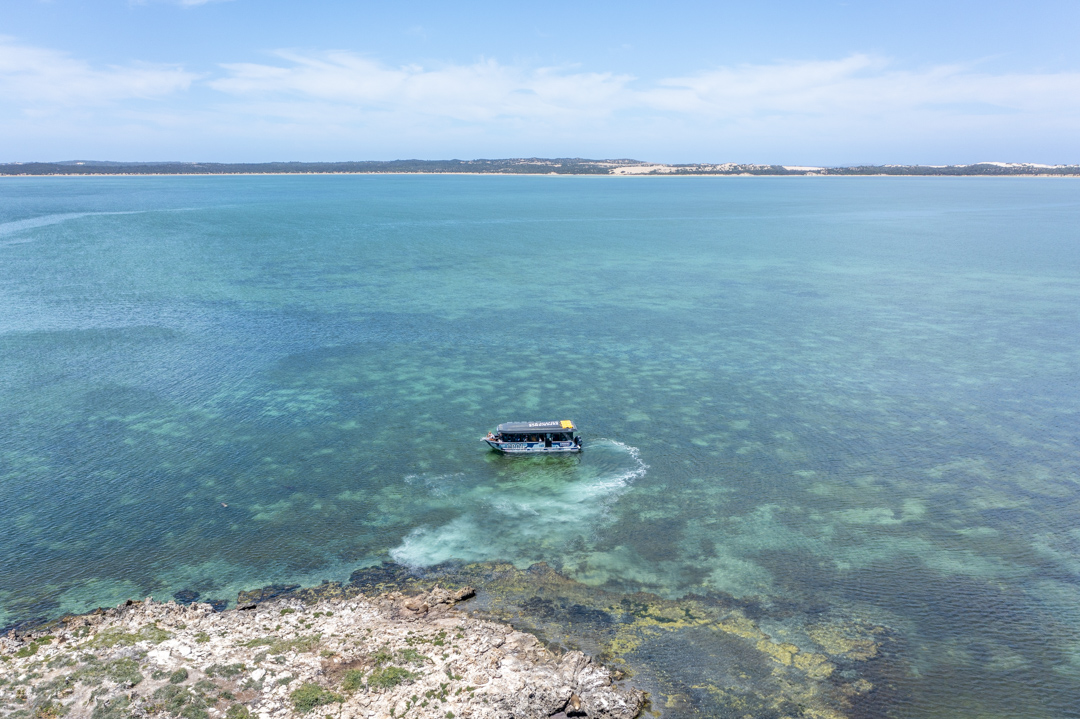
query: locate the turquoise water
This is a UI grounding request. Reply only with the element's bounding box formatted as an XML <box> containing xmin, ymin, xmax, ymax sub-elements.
<box><xmin>2</xmin><ymin>175</ymin><xmax>1080</xmax><ymax>717</ymax></box>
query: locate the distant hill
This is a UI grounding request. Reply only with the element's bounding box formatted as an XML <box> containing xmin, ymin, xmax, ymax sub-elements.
<box><xmin>2</xmin><ymin>159</ymin><xmax>1077</xmax><ymax>176</ymax></box>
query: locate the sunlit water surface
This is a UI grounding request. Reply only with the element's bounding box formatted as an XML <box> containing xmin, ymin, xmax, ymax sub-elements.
<box><xmin>2</xmin><ymin>176</ymin><xmax>1079</xmax><ymax>717</ymax></box>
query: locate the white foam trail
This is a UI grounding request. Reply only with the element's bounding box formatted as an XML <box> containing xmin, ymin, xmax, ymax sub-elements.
<box><xmin>390</xmin><ymin>439</ymin><xmax>647</xmax><ymax>568</ymax></box>
<box><xmin>0</xmin><ymin>211</ymin><xmax>132</xmax><ymax>237</ymax></box>
<box><xmin>0</xmin><ymin>207</ymin><xmax>204</xmax><ymax>245</ymax></box>
<box><xmin>403</xmin><ymin>472</ymin><xmax>465</xmax><ymax>498</ymax></box>
<box><xmin>593</xmin><ymin>438</ymin><xmax>649</xmax><ymax>483</ymax></box>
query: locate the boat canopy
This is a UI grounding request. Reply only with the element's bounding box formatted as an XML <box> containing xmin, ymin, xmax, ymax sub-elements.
<box><xmin>497</xmin><ymin>420</ymin><xmax>575</xmax><ymax>434</ymax></box>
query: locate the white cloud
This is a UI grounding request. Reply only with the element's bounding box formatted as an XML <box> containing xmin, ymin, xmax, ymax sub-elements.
<box><xmin>209</xmin><ymin>51</ymin><xmax>632</xmax><ymax>123</ymax></box>
<box><xmin>644</xmin><ymin>55</ymin><xmax>1080</xmax><ymax>119</ymax></box>
<box><xmin>0</xmin><ymin>37</ymin><xmax>197</xmax><ymax>106</ymax></box>
<box><xmin>1</xmin><ymin>38</ymin><xmax>1079</xmax><ymax>162</ymax></box>
<box><xmin>203</xmin><ymin>49</ymin><xmax>1080</xmax><ymax>131</ymax></box>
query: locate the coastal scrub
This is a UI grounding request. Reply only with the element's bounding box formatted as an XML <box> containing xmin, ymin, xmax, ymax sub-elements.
<box><xmin>289</xmin><ymin>682</ymin><xmax>342</xmax><ymax>712</ymax></box>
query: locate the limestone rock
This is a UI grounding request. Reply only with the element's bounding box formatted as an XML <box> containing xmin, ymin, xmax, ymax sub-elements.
<box><xmin>0</xmin><ymin>587</ymin><xmax>644</xmax><ymax>719</ymax></box>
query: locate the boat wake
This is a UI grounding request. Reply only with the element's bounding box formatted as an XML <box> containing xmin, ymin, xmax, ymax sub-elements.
<box><xmin>0</xmin><ymin>208</ymin><xmax>204</xmax><ymax>246</ymax></box>
<box><xmin>390</xmin><ymin>439</ymin><xmax>646</xmax><ymax>568</ymax></box>
<box><xmin>0</xmin><ymin>211</ymin><xmax>139</xmax><ymax>239</ymax></box>
<box><xmin>594</xmin><ymin>438</ymin><xmax>649</xmax><ymax>483</ymax></box>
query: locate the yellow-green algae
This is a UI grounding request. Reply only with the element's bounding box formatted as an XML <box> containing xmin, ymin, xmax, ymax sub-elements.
<box><xmin>267</xmin><ymin>560</ymin><xmax>897</xmax><ymax>719</ymax></box>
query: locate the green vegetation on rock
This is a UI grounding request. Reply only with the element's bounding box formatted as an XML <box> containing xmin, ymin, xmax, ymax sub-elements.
<box><xmin>45</xmin><ymin>655</ymin><xmax>75</xmax><ymax>670</ymax></box>
<box><xmin>90</xmin><ymin>695</ymin><xmax>131</xmax><ymax>719</ymax></box>
<box><xmin>225</xmin><ymin>704</ymin><xmax>251</xmax><ymax>719</ymax></box>
<box><xmin>15</xmin><ymin>642</ymin><xmax>41</xmax><ymax>658</ymax></box>
<box><xmin>289</xmin><ymin>683</ymin><xmax>342</xmax><ymax>713</ymax></box>
<box><xmin>88</xmin><ymin>625</ymin><xmax>171</xmax><ymax>648</ymax></box>
<box><xmin>340</xmin><ymin>669</ymin><xmax>365</xmax><ymax>692</ymax></box>
<box><xmin>241</xmin><ymin>637</ymin><xmax>275</xmax><ymax>648</ymax></box>
<box><xmin>397</xmin><ymin>648</ymin><xmax>428</xmax><ymax>665</ymax></box>
<box><xmin>193</xmin><ymin>679</ymin><xmax>219</xmax><ymax>695</ymax></box>
<box><xmin>205</xmin><ymin>662</ymin><xmax>246</xmax><ymax>678</ymax></box>
<box><xmin>17</xmin><ymin>697</ymin><xmax>68</xmax><ymax>719</ymax></box>
<box><xmin>151</xmin><ymin>684</ymin><xmax>209</xmax><ymax>719</ymax></box>
<box><xmin>368</xmin><ymin>666</ymin><xmax>418</xmax><ymax>690</ymax></box>
<box><xmin>71</xmin><ymin>657</ymin><xmax>144</xmax><ymax>687</ymax></box>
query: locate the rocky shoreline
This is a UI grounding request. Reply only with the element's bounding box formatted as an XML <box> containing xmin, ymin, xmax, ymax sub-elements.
<box><xmin>2</xmin><ymin>561</ymin><xmax>897</xmax><ymax>719</ymax></box>
<box><xmin>0</xmin><ymin>584</ymin><xmax>644</xmax><ymax>719</ymax></box>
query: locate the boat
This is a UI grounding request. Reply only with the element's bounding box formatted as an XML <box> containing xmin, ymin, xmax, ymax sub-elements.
<box><xmin>483</xmin><ymin>420</ymin><xmax>582</xmax><ymax>454</ymax></box>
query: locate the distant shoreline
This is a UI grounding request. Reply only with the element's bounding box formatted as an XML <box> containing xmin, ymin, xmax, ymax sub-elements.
<box><xmin>3</xmin><ymin>171</ymin><xmax>1079</xmax><ymax>178</ymax></box>
<box><xmin>3</xmin><ymin>158</ymin><xmax>1079</xmax><ymax>178</ymax></box>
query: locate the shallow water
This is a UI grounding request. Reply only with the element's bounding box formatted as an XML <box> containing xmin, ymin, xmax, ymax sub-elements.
<box><xmin>2</xmin><ymin>175</ymin><xmax>1079</xmax><ymax>717</ymax></box>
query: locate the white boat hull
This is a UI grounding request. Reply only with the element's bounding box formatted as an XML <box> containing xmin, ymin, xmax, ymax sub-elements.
<box><xmin>485</xmin><ymin>439</ymin><xmax>581</xmax><ymax>454</ymax></box>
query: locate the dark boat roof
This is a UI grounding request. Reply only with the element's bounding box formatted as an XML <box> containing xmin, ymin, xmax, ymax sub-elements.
<box><xmin>497</xmin><ymin>420</ymin><xmax>575</xmax><ymax>433</ymax></box>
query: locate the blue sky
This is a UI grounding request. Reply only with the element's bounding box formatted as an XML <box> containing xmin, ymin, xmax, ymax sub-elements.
<box><xmin>2</xmin><ymin>0</ymin><xmax>1079</xmax><ymax>164</ymax></box>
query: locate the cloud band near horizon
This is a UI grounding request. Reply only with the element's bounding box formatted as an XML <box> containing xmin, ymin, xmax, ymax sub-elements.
<box><xmin>2</xmin><ymin>37</ymin><xmax>1078</xmax><ymax>163</ymax></box>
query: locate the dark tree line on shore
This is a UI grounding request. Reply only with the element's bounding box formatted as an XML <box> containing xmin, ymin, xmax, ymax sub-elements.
<box><xmin>0</xmin><ymin>159</ymin><xmax>622</xmax><ymax>175</ymax></box>
<box><xmin>2</xmin><ymin>159</ymin><xmax>1077</xmax><ymax>176</ymax></box>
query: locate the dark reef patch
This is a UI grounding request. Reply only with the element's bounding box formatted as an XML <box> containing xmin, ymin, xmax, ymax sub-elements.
<box><xmin>235</xmin><ymin>583</ymin><xmax>301</xmax><ymax>606</ymax></box>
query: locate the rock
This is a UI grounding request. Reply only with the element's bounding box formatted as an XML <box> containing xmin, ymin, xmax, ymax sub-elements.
<box><xmin>236</xmin><ymin>583</ymin><xmax>300</xmax><ymax>606</ymax></box>
<box><xmin>557</xmin><ymin>650</ymin><xmax>592</xmax><ymax>684</ymax></box>
<box><xmin>402</xmin><ymin>597</ymin><xmax>429</xmax><ymax>612</ymax></box>
<box><xmin>0</xmin><ymin>593</ymin><xmax>644</xmax><ymax>719</ymax></box>
<box><xmin>146</xmin><ymin>649</ymin><xmax>171</xmax><ymax>665</ymax></box>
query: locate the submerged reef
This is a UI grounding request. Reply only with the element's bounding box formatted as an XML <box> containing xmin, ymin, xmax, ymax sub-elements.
<box><xmin>0</xmin><ymin>561</ymin><xmax>897</xmax><ymax>719</ymax></box>
<box><xmin>344</xmin><ymin>562</ymin><xmax>898</xmax><ymax>719</ymax></box>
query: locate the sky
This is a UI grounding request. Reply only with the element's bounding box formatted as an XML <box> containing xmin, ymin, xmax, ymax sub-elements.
<box><xmin>2</xmin><ymin>0</ymin><xmax>1079</xmax><ymax>164</ymax></box>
